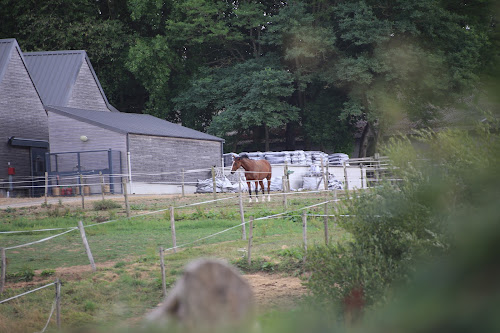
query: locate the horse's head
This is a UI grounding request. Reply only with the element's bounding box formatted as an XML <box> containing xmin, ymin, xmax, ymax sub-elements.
<box><xmin>230</xmin><ymin>156</ymin><xmax>242</xmax><ymax>174</ymax></box>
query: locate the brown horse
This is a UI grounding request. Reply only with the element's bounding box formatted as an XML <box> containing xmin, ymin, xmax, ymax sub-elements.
<box><xmin>231</xmin><ymin>154</ymin><xmax>272</xmax><ymax>202</ymax></box>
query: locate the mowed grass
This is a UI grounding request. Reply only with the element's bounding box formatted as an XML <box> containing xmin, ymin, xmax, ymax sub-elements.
<box><xmin>0</xmin><ymin>191</ymin><xmax>349</xmax><ymax>332</ymax></box>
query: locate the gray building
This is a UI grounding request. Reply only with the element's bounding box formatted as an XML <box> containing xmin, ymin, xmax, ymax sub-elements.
<box><xmin>24</xmin><ymin>50</ymin><xmax>116</xmax><ymax>112</ymax></box>
<box><xmin>46</xmin><ymin>106</ymin><xmax>224</xmax><ymax>194</ymax></box>
<box><xmin>0</xmin><ymin>38</ymin><xmax>224</xmax><ymax>196</ymax></box>
<box><xmin>0</xmin><ymin>39</ymin><xmax>49</xmax><ymax>197</ymax></box>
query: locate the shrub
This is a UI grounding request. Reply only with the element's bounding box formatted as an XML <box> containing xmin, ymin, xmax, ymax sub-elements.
<box><xmin>40</xmin><ymin>269</ymin><xmax>55</xmax><ymax>277</ymax></box>
<box><xmin>92</xmin><ymin>199</ymin><xmax>121</xmax><ymax>211</ymax></box>
<box><xmin>306</xmin><ymin>117</ymin><xmax>500</xmax><ymax>314</ymax></box>
<box><xmin>7</xmin><ymin>266</ymin><xmax>35</xmax><ymax>282</ymax></box>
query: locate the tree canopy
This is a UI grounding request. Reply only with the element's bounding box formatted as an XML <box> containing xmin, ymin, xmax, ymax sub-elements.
<box><xmin>1</xmin><ymin>0</ymin><xmax>497</xmax><ymax>155</ymax></box>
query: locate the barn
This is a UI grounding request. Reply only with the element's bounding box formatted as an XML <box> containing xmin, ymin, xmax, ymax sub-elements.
<box><xmin>0</xmin><ymin>38</ymin><xmax>224</xmax><ymax>196</ymax></box>
<box><xmin>0</xmin><ymin>39</ymin><xmax>49</xmax><ymax>197</ymax></box>
<box><xmin>43</xmin><ymin>105</ymin><xmax>224</xmax><ymax>194</ymax></box>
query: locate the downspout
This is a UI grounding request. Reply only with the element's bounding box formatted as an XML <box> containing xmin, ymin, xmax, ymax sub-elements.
<box><xmin>127</xmin><ymin>134</ymin><xmax>133</xmax><ymax>194</ymax></box>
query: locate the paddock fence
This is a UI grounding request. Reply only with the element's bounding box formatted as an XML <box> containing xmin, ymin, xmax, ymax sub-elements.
<box><xmin>0</xmin><ymin>155</ymin><xmax>393</xmax><ymax>199</ymax></box>
<box><xmin>0</xmin><ymin>167</ymin><xmax>387</xmax><ymax>329</ymax></box>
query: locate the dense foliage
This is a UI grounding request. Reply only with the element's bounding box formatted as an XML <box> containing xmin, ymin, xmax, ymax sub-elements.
<box><xmin>306</xmin><ymin>115</ymin><xmax>500</xmax><ymax>318</ymax></box>
<box><xmin>1</xmin><ymin>0</ymin><xmax>498</xmax><ymax>153</ymax></box>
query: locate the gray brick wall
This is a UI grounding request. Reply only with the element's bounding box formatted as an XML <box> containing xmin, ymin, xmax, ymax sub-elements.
<box><xmin>0</xmin><ymin>47</ymin><xmax>48</xmax><ymax>182</ymax></box>
<box><xmin>128</xmin><ymin>134</ymin><xmax>222</xmax><ymax>183</ymax></box>
<box><xmin>48</xmin><ymin>112</ymin><xmax>126</xmax><ymax>191</ymax></box>
<box><xmin>67</xmin><ymin>59</ymin><xmax>109</xmax><ymax>111</ymax></box>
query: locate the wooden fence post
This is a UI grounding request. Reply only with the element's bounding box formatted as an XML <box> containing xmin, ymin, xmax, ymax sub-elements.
<box><xmin>360</xmin><ymin>164</ymin><xmax>364</xmax><ymax>189</ymax></box>
<box><xmin>284</xmin><ymin>162</ymin><xmax>290</xmax><ymax>193</ymax></box>
<box><xmin>211</xmin><ymin>166</ymin><xmax>217</xmax><ymax>200</ymax></box>
<box><xmin>100</xmin><ymin>171</ymin><xmax>105</xmax><ymax>200</ymax></box>
<box><xmin>321</xmin><ymin>158</ymin><xmax>328</xmax><ymax>191</ymax></box>
<box><xmin>159</xmin><ymin>247</ymin><xmax>167</xmax><ymax>297</ymax></box>
<box><xmin>78</xmin><ymin>221</ymin><xmax>96</xmax><ymax>271</ymax></box>
<box><xmin>282</xmin><ymin>176</ymin><xmax>288</xmax><ymax>210</ymax></box>
<box><xmin>170</xmin><ymin>206</ymin><xmax>177</xmax><ymax>253</ymax></box>
<box><xmin>325</xmin><ymin>162</ymin><xmax>330</xmax><ymax>192</ymax></box>
<box><xmin>247</xmin><ymin>217</ymin><xmax>253</xmax><ymax>266</ymax></box>
<box><xmin>302</xmin><ymin>211</ymin><xmax>308</xmax><ymax>255</ymax></box>
<box><xmin>343</xmin><ymin>161</ymin><xmax>349</xmax><ymax>197</ymax></box>
<box><xmin>181</xmin><ymin>168</ymin><xmax>185</xmax><ymax>197</ymax></box>
<box><xmin>55</xmin><ymin>278</ymin><xmax>61</xmax><ymax>329</ymax></box>
<box><xmin>123</xmin><ymin>177</ymin><xmax>130</xmax><ymax>218</ymax></box>
<box><xmin>44</xmin><ymin>172</ymin><xmax>48</xmax><ymax>204</ymax></box>
<box><xmin>0</xmin><ymin>248</ymin><xmax>6</xmax><ymax>294</ymax></box>
<box><xmin>79</xmin><ymin>174</ymin><xmax>85</xmax><ymax>209</ymax></box>
<box><xmin>239</xmin><ymin>180</ymin><xmax>246</xmax><ymax>240</ymax></box>
<box><xmin>324</xmin><ymin>202</ymin><xmax>329</xmax><ymax>246</ymax></box>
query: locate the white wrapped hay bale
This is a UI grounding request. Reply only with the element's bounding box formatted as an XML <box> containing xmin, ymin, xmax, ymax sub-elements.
<box><xmin>303</xmin><ymin>176</ymin><xmax>324</xmax><ymax>190</ymax></box>
<box><xmin>196</xmin><ymin>177</ymin><xmax>240</xmax><ymax>193</ymax></box>
<box><xmin>329</xmin><ymin>153</ymin><xmax>349</xmax><ymax>166</ymax></box>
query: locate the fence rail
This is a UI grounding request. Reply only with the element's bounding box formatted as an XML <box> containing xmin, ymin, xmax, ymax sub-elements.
<box><xmin>0</xmin><ymin>183</ymin><xmax>387</xmax><ymax>330</ymax></box>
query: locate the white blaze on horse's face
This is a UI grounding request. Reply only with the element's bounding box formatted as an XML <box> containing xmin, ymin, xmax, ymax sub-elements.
<box><xmin>230</xmin><ymin>158</ymin><xmax>241</xmax><ymax>174</ymax></box>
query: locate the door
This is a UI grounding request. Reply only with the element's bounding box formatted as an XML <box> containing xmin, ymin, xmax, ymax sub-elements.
<box><xmin>31</xmin><ymin>147</ymin><xmax>47</xmax><ymax>197</ymax></box>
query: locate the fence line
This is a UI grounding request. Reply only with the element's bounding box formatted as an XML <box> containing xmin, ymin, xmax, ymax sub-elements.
<box><xmin>1</xmin><ymin>161</ymin><xmax>378</xmax><ymax>187</ymax></box>
<box><xmin>0</xmin><ymin>281</ymin><xmax>55</xmax><ymax>304</ymax></box>
<box><xmin>0</xmin><ymin>190</ymin><xmax>335</xmax><ymax>237</ymax></box>
<box><xmin>4</xmin><ymin>228</ymin><xmax>78</xmax><ymax>250</ymax></box>
<box><xmin>0</xmin><ymin>190</ymin><xmax>354</xmax><ymax>329</ymax></box>
<box><xmin>1</xmin><ymin>191</ymin><xmax>344</xmax><ymax>271</ymax></box>
<box><xmin>0</xmin><ymin>280</ymin><xmax>61</xmax><ymax>332</ymax></box>
<box><xmin>161</xmin><ymin>198</ymin><xmax>340</xmax><ymax>253</ymax></box>
<box><xmin>38</xmin><ymin>298</ymin><xmax>57</xmax><ymax>333</ymax></box>
<box><xmin>0</xmin><ymin>227</ymin><xmax>74</xmax><ymax>234</ymax></box>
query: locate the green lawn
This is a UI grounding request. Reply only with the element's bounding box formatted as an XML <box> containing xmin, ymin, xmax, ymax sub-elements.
<box><xmin>0</xmin><ymin>192</ymin><xmax>349</xmax><ymax>332</ymax></box>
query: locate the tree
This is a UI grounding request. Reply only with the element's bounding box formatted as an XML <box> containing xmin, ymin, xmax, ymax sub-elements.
<box><xmin>0</xmin><ymin>0</ymin><xmax>140</xmax><ymax>112</ymax></box>
<box><xmin>174</xmin><ymin>55</ymin><xmax>299</xmax><ymax>151</ymax></box>
<box><xmin>315</xmin><ymin>0</ymin><xmax>494</xmax><ymax>155</ymax></box>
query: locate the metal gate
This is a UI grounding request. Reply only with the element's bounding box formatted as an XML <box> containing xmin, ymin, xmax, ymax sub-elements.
<box><xmin>45</xmin><ymin>149</ymin><xmax>122</xmax><ymax>195</ymax></box>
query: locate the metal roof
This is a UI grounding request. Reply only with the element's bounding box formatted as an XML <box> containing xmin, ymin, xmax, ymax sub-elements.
<box><xmin>0</xmin><ymin>38</ymin><xmax>45</xmax><ymax>110</ymax></box>
<box><xmin>23</xmin><ymin>50</ymin><xmax>84</xmax><ymax>106</ymax></box>
<box><xmin>23</xmin><ymin>50</ymin><xmax>116</xmax><ymax>111</ymax></box>
<box><xmin>0</xmin><ymin>39</ymin><xmax>16</xmax><ymax>83</ymax></box>
<box><xmin>47</xmin><ymin>106</ymin><xmax>225</xmax><ymax>142</ymax></box>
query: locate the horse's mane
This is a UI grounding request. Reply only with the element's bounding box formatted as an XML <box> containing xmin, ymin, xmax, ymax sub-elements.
<box><xmin>239</xmin><ymin>154</ymin><xmax>250</xmax><ymax>159</ymax></box>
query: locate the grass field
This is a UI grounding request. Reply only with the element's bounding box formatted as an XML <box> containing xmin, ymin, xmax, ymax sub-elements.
<box><xmin>0</xmin><ymin>191</ymin><xmax>349</xmax><ymax>332</ymax></box>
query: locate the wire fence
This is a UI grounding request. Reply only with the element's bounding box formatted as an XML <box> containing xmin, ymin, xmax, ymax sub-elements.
<box><xmin>1</xmin><ymin>156</ymin><xmax>392</xmax><ymax>193</ymax></box>
<box><xmin>0</xmin><ymin>280</ymin><xmax>61</xmax><ymax>332</ymax></box>
<box><xmin>0</xmin><ymin>187</ymin><xmax>360</xmax><ymax>329</ymax></box>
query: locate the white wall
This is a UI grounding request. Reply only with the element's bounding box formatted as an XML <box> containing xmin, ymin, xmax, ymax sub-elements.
<box><xmin>272</xmin><ymin>164</ymin><xmax>367</xmax><ymax>190</ymax></box>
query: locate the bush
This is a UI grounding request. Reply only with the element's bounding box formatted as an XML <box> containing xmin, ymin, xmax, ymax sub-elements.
<box><xmin>7</xmin><ymin>266</ymin><xmax>35</xmax><ymax>282</ymax></box>
<box><xmin>40</xmin><ymin>269</ymin><xmax>55</xmax><ymax>277</ymax></box>
<box><xmin>306</xmin><ymin>117</ymin><xmax>500</xmax><ymax>315</ymax></box>
<box><xmin>92</xmin><ymin>199</ymin><xmax>121</xmax><ymax>211</ymax></box>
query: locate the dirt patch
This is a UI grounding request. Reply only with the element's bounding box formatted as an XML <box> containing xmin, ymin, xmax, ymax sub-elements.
<box><xmin>244</xmin><ymin>273</ymin><xmax>308</xmax><ymax>312</ymax></box>
<box><xmin>8</xmin><ymin>261</ymin><xmax>119</xmax><ymax>289</ymax></box>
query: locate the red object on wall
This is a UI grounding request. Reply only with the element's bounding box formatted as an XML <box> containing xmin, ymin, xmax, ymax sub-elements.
<box><xmin>7</xmin><ymin>167</ymin><xmax>15</xmax><ymax>175</ymax></box>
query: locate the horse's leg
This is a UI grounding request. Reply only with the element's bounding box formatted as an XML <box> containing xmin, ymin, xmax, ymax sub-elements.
<box><xmin>247</xmin><ymin>181</ymin><xmax>252</xmax><ymax>203</ymax></box>
<box><xmin>255</xmin><ymin>181</ymin><xmax>259</xmax><ymax>202</ymax></box>
<box><xmin>267</xmin><ymin>176</ymin><xmax>271</xmax><ymax>202</ymax></box>
<box><xmin>259</xmin><ymin>180</ymin><xmax>265</xmax><ymax>201</ymax></box>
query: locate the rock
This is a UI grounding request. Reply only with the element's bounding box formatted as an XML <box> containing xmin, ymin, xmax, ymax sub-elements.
<box><xmin>145</xmin><ymin>259</ymin><xmax>255</xmax><ymax>332</ymax></box>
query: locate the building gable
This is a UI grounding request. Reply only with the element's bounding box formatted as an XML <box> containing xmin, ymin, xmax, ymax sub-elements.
<box><xmin>0</xmin><ymin>39</ymin><xmax>48</xmax><ymax>180</ymax></box>
<box><xmin>0</xmin><ymin>39</ymin><xmax>47</xmax><ymax>133</ymax></box>
<box><xmin>24</xmin><ymin>50</ymin><xmax>115</xmax><ymax>111</ymax></box>
<box><xmin>67</xmin><ymin>57</ymin><xmax>109</xmax><ymax>111</ymax></box>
